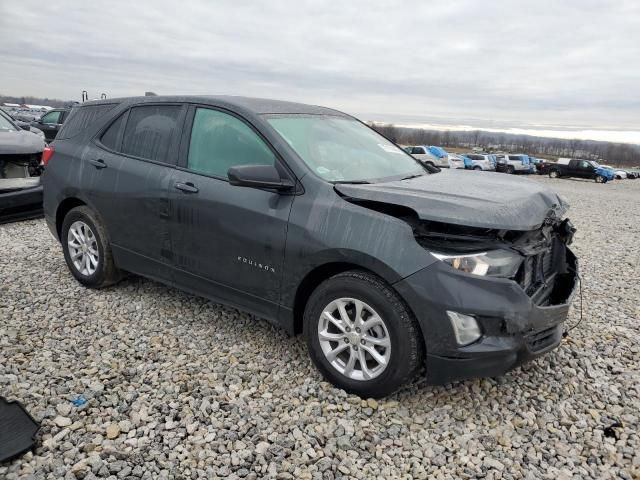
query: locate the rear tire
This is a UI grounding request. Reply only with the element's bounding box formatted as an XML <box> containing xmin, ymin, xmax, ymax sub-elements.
<box><xmin>303</xmin><ymin>271</ymin><xmax>424</xmax><ymax>398</ymax></box>
<box><xmin>61</xmin><ymin>206</ymin><xmax>122</xmax><ymax>288</ymax></box>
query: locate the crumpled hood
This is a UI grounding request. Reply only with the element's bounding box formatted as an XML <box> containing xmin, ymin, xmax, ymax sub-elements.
<box><xmin>0</xmin><ymin>129</ymin><xmax>45</xmax><ymax>155</ymax></box>
<box><xmin>335</xmin><ymin>169</ymin><xmax>569</xmax><ymax>231</ymax></box>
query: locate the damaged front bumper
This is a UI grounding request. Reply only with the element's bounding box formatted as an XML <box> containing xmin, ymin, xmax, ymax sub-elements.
<box><xmin>393</xmin><ymin>248</ymin><xmax>579</xmax><ymax>385</ymax></box>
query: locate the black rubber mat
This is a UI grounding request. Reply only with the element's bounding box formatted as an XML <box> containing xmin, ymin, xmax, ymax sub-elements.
<box><xmin>0</xmin><ymin>397</ymin><xmax>39</xmax><ymax>463</ymax></box>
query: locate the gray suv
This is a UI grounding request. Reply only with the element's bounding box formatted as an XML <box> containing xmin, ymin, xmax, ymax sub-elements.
<box><xmin>42</xmin><ymin>96</ymin><xmax>579</xmax><ymax>397</ymax></box>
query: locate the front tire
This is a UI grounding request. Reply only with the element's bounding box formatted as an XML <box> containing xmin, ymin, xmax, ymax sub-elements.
<box><xmin>507</xmin><ymin>165</ymin><xmax>515</xmax><ymax>174</ymax></box>
<box><xmin>303</xmin><ymin>271</ymin><xmax>424</xmax><ymax>398</ymax></box>
<box><xmin>473</xmin><ymin>166</ymin><xmax>482</xmax><ymax>171</ymax></box>
<box><xmin>61</xmin><ymin>206</ymin><xmax>122</xmax><ymax>288</ymax></box>
<box><xmin>549</xmin><ymin>169</ymin><xmax>560</xmax><ymax>178</ymax></box>
<box><xmin>595</xmin><ymin>175</ymin><xmax>606</xmax><ymax>183</ymax></box>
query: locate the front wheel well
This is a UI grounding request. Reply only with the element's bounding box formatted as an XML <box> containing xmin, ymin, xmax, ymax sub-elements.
<box><xmin>56</xmin><ymin>197</ymin><xmax>87</xmax><ymax>238</ymax></box>
<box><xmin>293</xmin><ymin>263</ymin><xmax>394</xmax><ymax>334</ymax></box>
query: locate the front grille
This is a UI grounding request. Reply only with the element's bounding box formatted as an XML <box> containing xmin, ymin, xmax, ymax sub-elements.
<box><xmin>525</xmin><ymin>325</ymin><xmax>560</xmax><ymax>353</ymax></box>
<box><xmin>519</xmin><ymin>236</ymin><xmax>561</xmax><ymax>298</ymax></box>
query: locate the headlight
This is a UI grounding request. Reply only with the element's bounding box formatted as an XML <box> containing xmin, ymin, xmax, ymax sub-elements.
<box><xmin>432</xmin><ymin>249</ymin><xmax>522</xmax><ymax>277</ymax></box>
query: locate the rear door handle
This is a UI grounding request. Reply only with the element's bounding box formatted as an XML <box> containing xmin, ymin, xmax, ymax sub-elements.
<box><xmin>88</xmin><ymin>158</ymin><xmax>107</xmax><ymax>169</ymax></box>
<box><xmin>174</xmin><ymin>182</ymin><xmax>199</xmax><ymax>193</ymax></box>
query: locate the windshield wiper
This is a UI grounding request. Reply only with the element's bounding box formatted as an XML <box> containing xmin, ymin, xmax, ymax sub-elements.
<box><xmin>400</xmin><ymin>174</ymin><xmax>424</xmax><ymax>180</ymax></box>
<box><xmin>332</xmin><ymin>180</ymin><xmax>372</xmax><ymax>184</ymax></box>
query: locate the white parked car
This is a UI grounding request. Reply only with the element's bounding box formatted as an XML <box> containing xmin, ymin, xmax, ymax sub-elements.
<box><xmin>448</xmin><ymin>153</ymin><xmax>465</xmax><ymax>169</ymax></box>
<box><xmin>495</xmin><ymin>154</ymin><xmax>532</xmax><ymax>174</ymax></box>
<box><xmin>404</xmin><ymin>145</ymin><xmax>449</xmax><ymax>168</ymax></box>
<box><xmin>463</xmin><ymin>154</ymin><xmax>496</xmax><ymax>171</ymax></box>
<box><xmin>600</xmin><ymin>165</ymin><xmax>627</xmax><ymax>179</ymax></box>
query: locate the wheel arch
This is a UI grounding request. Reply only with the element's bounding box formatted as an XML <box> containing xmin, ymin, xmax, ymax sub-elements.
<box><xmin>290</xmin><ymin>259</ymin><xmax>420</xmax><ymax>336</ymax></box>
<box><xmin>56</xmin><ymin>197</ymin><xmax>87</xmax><ymax>238</ymax></box>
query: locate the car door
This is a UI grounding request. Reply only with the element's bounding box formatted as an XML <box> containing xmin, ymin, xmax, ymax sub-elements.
<box><xmin>168</xmin><ymin>105</ymin><xmax>295</xmax><ymax>319</ymax></box>
<box><xmin>578</xmin><ymin>160</ymin><xmax>593</xmax><ymax>178</ymax></box>
<box><xmin>84</xmin><ymin>103</ymin><xmax>186</xmax><ymax>282</ymax></box>
<box><xmin>568</xmin><ymin>160</ymin><xmax>584</xmax><ymax>177</ymax></box>
<box><xmin>35</xmin><ymin>110</ymin><xmax>64</xmax><ymax>142</ymax></box>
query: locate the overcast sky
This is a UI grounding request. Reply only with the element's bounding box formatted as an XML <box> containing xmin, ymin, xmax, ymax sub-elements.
<box><xmin>1</xmin><ymin>0</ymin><xmax>639</xmax><ymax>143</ymax></box>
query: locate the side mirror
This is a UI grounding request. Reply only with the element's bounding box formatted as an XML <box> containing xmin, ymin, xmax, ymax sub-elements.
<box><xmin>19</xmin><ymin>124</ymin><xmax>31</xmax><ymax>131</ymax></box>
<box><xmin>228</xmin><ymin>164</ymin><xmax>295</xmax><ymax>191</ymax></box>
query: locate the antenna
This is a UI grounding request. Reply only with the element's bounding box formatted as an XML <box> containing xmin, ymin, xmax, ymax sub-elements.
<box><xmin>101</xmin><ymin>93</ymin><xmax>107</xmax><ymax>99</ymax></box>
<box><xmin>82</xmin><ymin>90</ymin><xmax>88</xmax><ymax>102</ymax></box>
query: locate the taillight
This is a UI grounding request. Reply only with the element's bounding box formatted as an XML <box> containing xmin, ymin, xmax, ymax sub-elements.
<box><xmin>41</xmin><ymin>145</ymin><xmax>55</xmax><ymax>166</ymax></box>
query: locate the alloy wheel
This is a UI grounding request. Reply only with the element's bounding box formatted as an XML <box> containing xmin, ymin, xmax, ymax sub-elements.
<box><xmin>317</xmin><ymin>298</ymin><xmax>391</xmax><ymax>381</ymax></box>
<box><xmin>67</xmin><ymin>221</ymin><xmax>99</xmax><ymax>276</ymax></box>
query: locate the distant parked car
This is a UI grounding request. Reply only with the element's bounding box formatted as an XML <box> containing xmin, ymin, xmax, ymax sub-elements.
<box><xmin>31</xmin><ymin>107</ymin><xmax>71</xmax><ymax>142</ymax></box>
<box><xmin>541</xmin><ymin>159</ymin><xmax>614</xmax><ymax>183</ymax></box>
<box><xmin>447</xmin><ymin>153</ymin><xmax>465</xmax><ymax>169</ymax></box>
<box><xmin>495</xmin><ymin>154</ymin><xmax>532</xmax><ymax>174</ymax></box>
<box><xmin>600</xmin><ymin>165</ymin><xmax>628</xmax><ymax>180</ymax></box>
<box><xmin>462</xmin><ymin>153</ymin><xmax>495</xmax><ymax>171</ymax></box>
<box><xmin>415</xmin><ymin>145</ymin><xmax>464</xmax><ymax>169</ymax></box>
<box><xmin>404</xmin><ymin>146</ymin><xmax>448</xmax><ymax>168</ymax></box>
<box><xmin>0</xmin><ymin>110</ymin><xmax>45</xmax><ymax>223</ymax></box>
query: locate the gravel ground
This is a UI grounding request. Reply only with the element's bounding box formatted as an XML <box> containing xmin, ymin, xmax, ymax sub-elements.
<box><xmin>1</xmin><ymin>177</ymin><xmax>638</xmax><ymax>479</ymax></box>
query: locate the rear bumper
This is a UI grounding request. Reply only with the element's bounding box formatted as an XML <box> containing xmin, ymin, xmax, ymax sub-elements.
<box><xmin>394</xmin><ymin>249</ymin><xmax>579</xmax><ymax>384</ymax></box>
<box><xmin>0</xmin><ymin>185</ymin><xmax>43</xmax><ymax>224</ymax></box>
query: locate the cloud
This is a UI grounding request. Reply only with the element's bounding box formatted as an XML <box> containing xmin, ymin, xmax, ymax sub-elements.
<box><xmin>1</xmin><ymin>0</ymin><xmax>638</xmax><ymax>141</ymax></box>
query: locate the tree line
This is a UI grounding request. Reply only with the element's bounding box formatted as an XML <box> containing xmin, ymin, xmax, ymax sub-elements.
<box><xmin>369</xmin><ymin>123</ymin><xmax>640</xmax><ymax>168</ymax></box>
<box><xmin>0</xmin><ymin>94</ymin><xmax>74</xmax><ymax>108</ymax></box>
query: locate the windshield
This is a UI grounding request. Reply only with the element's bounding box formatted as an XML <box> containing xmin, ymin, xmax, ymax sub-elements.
<box><xmin>266</xmin><ymin>115</ymin><xmax>425</xmax><ymax>182</ymax></box>
<box><xmin>591</xmin><ymin>161</ymin><xmax>601</xmax><ymax>168</ymax></box>
<box><xmin>0</xmin><ymin>112</ymin><xmax>18</xmax><ymax>132</ymax></box>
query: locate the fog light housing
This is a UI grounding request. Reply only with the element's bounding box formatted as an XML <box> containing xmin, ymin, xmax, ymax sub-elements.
<box><xmin>447</xmin><ymin>311</ymin><xmax>482</xmax><ymax>346</ymax></box>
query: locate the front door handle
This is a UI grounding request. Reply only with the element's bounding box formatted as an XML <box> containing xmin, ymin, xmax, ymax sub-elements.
<box><xmin>88</xmin><ymin>158</ymin><xmax>107</xmax><ymax>169</ymax></box>
<box><xmin>174</xmin><ymin>182</ymin><xmax>199</xmax><ymax>193</ymax></box>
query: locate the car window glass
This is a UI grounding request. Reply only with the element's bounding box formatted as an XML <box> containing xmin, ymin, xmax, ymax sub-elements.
<box><xmin>121</xmin><ymin>105</ymin><xmax>181</xmax><ymax>162</ymax></box>
<box><xmin>58</xmin><ymin>104</ymin><xmax>116</xmax><ymax>140</ymax></box>
<box><xmin>187</xmin><ymin>108</ymin><xmax>275</xmax><ymax>178</ymax></box>
<box><xmin>100</xmin><ymin>113</ymin><xmax>126</xmax><ymax>151</ymax></box>
<box><xmin>41</xmin><ymin>111</ymin><xmax>62</xmax><ymax>124</ymax></box>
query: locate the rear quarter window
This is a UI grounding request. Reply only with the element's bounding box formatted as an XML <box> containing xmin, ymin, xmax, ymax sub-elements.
<box><xmin>99</xmin><ymin>113</ymin><xmax>127</xmax><ymax>151</ymax></box>
<box><xmin>57</xmin><ymin>104</ymin><xmax>117</xmax><ymax>139</ymax></box>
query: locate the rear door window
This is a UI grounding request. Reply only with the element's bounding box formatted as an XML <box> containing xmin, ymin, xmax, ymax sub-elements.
<box><xmin>121</xmin><ymin>105</ymin><xmax>181</xmax><ymax>163</ymax></box>
<box><xmin>187</xmin><ymin>107</ymin><xmax>276</xmax><ymax>179</ymax></box>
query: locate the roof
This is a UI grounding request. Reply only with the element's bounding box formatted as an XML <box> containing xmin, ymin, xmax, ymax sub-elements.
<box><xmin>78</xmin><ymin>95</ymin><xmax>348</xmax><ymax>117</ymax></box>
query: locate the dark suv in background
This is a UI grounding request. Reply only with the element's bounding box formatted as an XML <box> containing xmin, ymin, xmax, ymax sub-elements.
<box><xmin>31</xmin><ymin>107</ymin><xmax>71</xmax><ymax>142</ymax></box>
<box><xmin>42</xmin><ymin>96</ymin><xmax>579</xmax><ymax>397</ymax></box>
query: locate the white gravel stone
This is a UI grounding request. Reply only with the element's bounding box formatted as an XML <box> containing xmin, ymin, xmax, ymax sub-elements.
<box><xmin>0</xmin><ymin>177</ymin><xmax>638</xmax><ymax>479</ymax></box>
